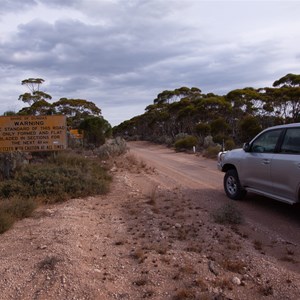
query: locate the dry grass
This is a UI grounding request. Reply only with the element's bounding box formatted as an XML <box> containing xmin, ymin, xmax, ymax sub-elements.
<box><xmin>173</xmin><ymin>288</ymin><xmax>196</xmax><ymax>300</ymax></box>
<box><xmin>253</xmin><ymin>240</ymin><xmax>263</xmax><ymax>251</ymax></box>
<box><xmin>132</xmin><ymin>277</ymin><xmax>148</xmax><ymax>286</ymax></box>
<box><xmin>131</xmin><ymin>248</ymin><xmax>147</xmax><ymax>263</ymax></box>
<box><xmin>259</xmin><ymin>285</ymin><xmax>273</xmax><ymax>296</ymax></box>
<box><xmin>221</xmin><ymin>258</ymin><xmax>247</xmax><ymax>274</ymax></box>
<box><xmin>280</xmin><ymin>256</ymin><xmax>298</xmax><ymax>263</ymax></box>
<box><xmin>212</xmin><ymin>203</ymin><xmax>244</xmax><ymax>225</ymax></box>
<box><xmin>214</xmin><ymin>277</ymin><xmax>233</xmax><ymax>290</ymax></box>
<box><xmin>152</xmin><ymin>242</ymin><xmax>169</xmax><ymax>255</ymax></box>
<box><xmin>146</xmin><ymin>185</ymin><xmax>158</xmax><ymax>206</ymax></box>
<box><xmin>286</xmin><ymin>248</ymin><xmax>295</xmax><ymax>255</ymax></box>
<box><xmin>38</xmin><ymin>256</ymin><xmax>61</xmax><ymax>271</ymax></box>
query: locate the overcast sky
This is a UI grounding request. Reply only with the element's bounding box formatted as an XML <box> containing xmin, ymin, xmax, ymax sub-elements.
<box><xmin>0</xmin><ymin>0</ymin><xmax>300</xmax><ymax>126</ymax></box>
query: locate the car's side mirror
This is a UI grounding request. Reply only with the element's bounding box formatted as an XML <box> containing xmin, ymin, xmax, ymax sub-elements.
<box><xmin>243</xmin><ymin>142</ymin><xmax>251</xmax><ymax>152</ymax></box>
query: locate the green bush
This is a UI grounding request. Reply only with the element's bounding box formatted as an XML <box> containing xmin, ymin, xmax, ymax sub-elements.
<box><xmin>0</xmin><ymin>152</ymin><xmax>112</xmax><ymax>234</ymax></box>
<box><xmin>202</xmin><ymin>145</ymin><xmax>221</xmax><ymax>158</ymax></box>
<box><xmin>174</xmin><ymin>135</ymin><xmax>198</xmax><ymax>151</ymax></box>
<box><xmin>225</xmin><ymin>139</ymin><xmax>235</xmax><ymax>150</ymax></box>
<box><xmin>1</xmin><ymin>197</ymin><xmax>37</xmax><ymax>219</ymax></box>
<box><xmin>0</xmin><ymin>180</ymin><xmax>24</xmax><ymax>198</ymax></box>
<box><xmin>96</xmin><ymin>137</ymin><xmax>128</xmax><ymax>159</ymax></box>
<box><xmin>0</xmin><ymin>153</ymin><xmax>111</xmax><ymax>201</ymax></box>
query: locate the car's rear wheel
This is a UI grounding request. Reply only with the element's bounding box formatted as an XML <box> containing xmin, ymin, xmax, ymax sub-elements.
<box><xmin>224</xmin><ymin>169</ymin><xmax>246</xmax><ymax>200</ymax></box>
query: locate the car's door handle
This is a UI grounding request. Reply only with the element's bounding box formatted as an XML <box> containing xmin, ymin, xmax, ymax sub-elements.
<box><xmin>262</xmin><ymin>159</ymin><xmax>270</xmax><ymax>165</ymax></box>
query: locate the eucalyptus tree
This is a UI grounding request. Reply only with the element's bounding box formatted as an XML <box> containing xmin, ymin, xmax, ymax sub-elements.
<box><xmin>226</xmin><ymin>87</ymin><xmax>265</xmax><ymax>117</ymax></box>
<box><xmin>272</xmin><ymin>73</ymin><xmax>300</xmax><ymax>122</ymax></box>
<box><xmin>153</xmin><ymin>87</ymin><xmax>202</xmax><ymax>105</ymax></box>
<box><xmin>257</xmin><ymin>74</ymin><xmax>300</xmax><ymax>123</ymax></box>
<box><xmin>18</xmin><ymin>78</ymin><xmax>52</xmax><ymax>105</ymax></box>
<box><xmin>237</xmin><ymin>115</ymin><xmax>262</xmax><ymax>143</ymax></box>
<box><xmin>18</xmin><ymin>100</ymin><xmax>54</xmax><ymax>116</ymax></box>
<box><xmin>2</xmin><ymin>111</ymin><xmax>16</xmax><ymax>116</ymax></box>
<box><xmin>79</xmin><ymin>116</ymin><xmax>111</xmax><ymax>147</ymax></box>
<box><xmin>52</xmin><ymin>98</ymin><xmax>102</xmax><ymax>127</ymax></box>
<box><xmin>273</xmin><ymin>73</ymin><xmax>300</xmax><ymax>87</ymax></box>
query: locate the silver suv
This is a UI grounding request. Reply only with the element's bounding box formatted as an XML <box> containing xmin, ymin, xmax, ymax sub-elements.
<box><xmin>218</xmin><ymin>123</ymin><xmax>300</xmax><ymax>204</ymax></box>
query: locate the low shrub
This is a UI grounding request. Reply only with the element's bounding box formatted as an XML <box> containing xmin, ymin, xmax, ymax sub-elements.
<box><xmin>174</xmin><ymin>135</ymin><xmax>198</xmax><ymax>151</ymax></box>
<box><xmin>0</xmin><ymin>153</ymin><xmax>111</xmax><ymax>233</ymax></box>
<box><xmin>1</xmin><ymin>197</ymin><xmax>37</xmax><ymax>219</ymax></box>
<box><xmin>0</xmin><ymin>152</ymin><xmax>112</xmax><ymax>234</ymax></box>
<box><xmin>19</xmin><ymin>166</ymin><xmax>85</xmax><ymax>200</ymax></box>
<box><xmin>38</xmin><ymin>255</ymin><xmax>61</xmax><ymax>270</ymax></box>
<box><xmin>12</xmin><ymin>158</ymin><xmax>111</xmax><ymax>202</ymax></box>
<box><xmin>203</xmin><ymin>135</ymin><xmax>215</xmax><ymax>148</ymax></box>
<box><xmin>0</xmin><ymin>211</ymin><xmax>14</xmax><ymax>234</ymax></box>
<box><xmin>0</xmin><ymin>180</ymin><xmax>24</xmax><ymax>198</ymax></box>
<box><xmin>174</xmin><ymin>133</ymin><xmax>189</xmax><ymax>141</ymax></box>
<box><xmin>212</xmin><ymin>203</ymin><xmax>244</xmax><ymax>225</ymax></box>
<box><xmin>96</xmin><ymin>137</ymin><xmax>128</xmax><ymax>159</ymax></box>
<box><xmin>225</xmin><ymin>139</ymin><xmax>235</xmax><ymax>150</ymax></box>
<box><xmin>0</xmin><ymin>194</ymin><xmax>37</xmax><ymax>234</ymax></box>
<box><xmin>202</xmin><ymin>145</ymin><xmax>221</xmax><ymax>159</ymax></box>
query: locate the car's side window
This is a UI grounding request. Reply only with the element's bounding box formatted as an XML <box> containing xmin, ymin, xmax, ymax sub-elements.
<box><xmin>251</xmin><ymin>129</ymin><xmax>282</xmax><ymax>153</ymax></box>
<box><xmin>280</xmin><ymin>128</ymin><xmax>300</xmax><ymax>154</ymax></box>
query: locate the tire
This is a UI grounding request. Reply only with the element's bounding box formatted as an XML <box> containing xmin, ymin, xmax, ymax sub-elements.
<box><xmin>224</xmin><ymin>169</ymin><xmax>246</xmax><ymax>200</ymax></box>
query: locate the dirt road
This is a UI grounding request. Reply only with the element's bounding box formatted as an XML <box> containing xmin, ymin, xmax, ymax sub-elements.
<box><xmin>0</xmin><ymin>142</ymin><xmax>299</xmax><ymax>300</ymax></box>
<box><xmin>129</xmin><ymin>141</ymin><xmax>300</xmax><ymax>247</ymax></box>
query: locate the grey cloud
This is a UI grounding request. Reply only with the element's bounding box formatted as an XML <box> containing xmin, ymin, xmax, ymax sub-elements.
<box><xmin>0</xmin><ymin>0</ymin><xmax>37</xmax><ymax>14</ymax></box>
<box><xmin>38</xmin><ymin>0</ymin><xmax>80</xmax><ymax>8</ymax></box>
<box><xmin>1</xmin><ymin>0</ymin><xmax>300</xmax><ymax>125</ymax></box>
<box><xmin>1</xmin><ymin>15</ymin><xmax>187</xmax><ymax>78</ymax></box>
<box><xmin>49</xmin><ymin>76</ymin><xmax>100</xmax><ymax>95</ymax></box>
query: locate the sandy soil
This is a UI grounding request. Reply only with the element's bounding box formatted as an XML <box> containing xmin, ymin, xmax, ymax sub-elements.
<box><xmin>0</xmin><ymin>145</ymin><xmax>299</xmax><ymax>300</ymax></box>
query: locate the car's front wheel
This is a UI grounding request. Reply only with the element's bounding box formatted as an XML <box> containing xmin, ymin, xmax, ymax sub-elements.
<box><xmin>224</xmin><ymin>169</ymin><xmax>246</xmax><ymax>200</ymax></box>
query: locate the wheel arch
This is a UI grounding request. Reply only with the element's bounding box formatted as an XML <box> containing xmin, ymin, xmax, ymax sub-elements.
<box><xmin>222</xmin><ymin>163</ymin><xmax>237</xmax><ymax>173</ymax></box>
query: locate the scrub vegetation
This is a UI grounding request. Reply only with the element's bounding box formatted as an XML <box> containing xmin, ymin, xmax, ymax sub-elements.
<box><xmin>0</xmin><ymin>151</ymin><xmax>112</xmax><ymax>233</ymax></box>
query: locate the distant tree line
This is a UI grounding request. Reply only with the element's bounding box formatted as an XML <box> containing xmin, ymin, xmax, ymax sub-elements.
<box><xmin>4</xmin><ymin>78</ymin><xmax>111</xmax><ymax>148</ymax></box>
<box><xmin>113</xmin><ymin>73</ymin><xmax>300</xmax><ymax>150</ymax></box>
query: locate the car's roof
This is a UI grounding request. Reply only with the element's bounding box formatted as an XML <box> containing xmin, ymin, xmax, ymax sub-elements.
<box><xmin>267</xmin><ymin>122</ymin><xmax>300</xmax><ymax>130</ymax></box>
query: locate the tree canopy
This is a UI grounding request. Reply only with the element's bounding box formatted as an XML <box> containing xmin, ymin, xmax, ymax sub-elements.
<box><xmin>13</xmin><ymin>78</ymin><xmax>111</xmax><ymax>148</ymax></box>
<box><xmin>18</xmin><ymin>78</ymin><xmax>52</xmax><ymax>105</ymax></box>
<box><xmin>114</xmin><ymin>73</ymin><xmax>300</xmax><ymax>149</ymax></box>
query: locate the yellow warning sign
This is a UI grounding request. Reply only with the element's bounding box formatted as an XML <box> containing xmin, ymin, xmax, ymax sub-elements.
<box><xmin>69</xmin><ymin>129</ymin><xmax>83</xmax><ymax>139</ymax></box>
<box><xmin>0</xmin><ymin>115</ymin><xmax>67</xmax><ymax>152</ymax></box>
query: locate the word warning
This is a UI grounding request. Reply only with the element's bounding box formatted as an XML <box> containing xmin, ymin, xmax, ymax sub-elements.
<box><xmin>0</xmin><ymin>115</ymin><xmax>67</xmax><ymax>152</ymax></box>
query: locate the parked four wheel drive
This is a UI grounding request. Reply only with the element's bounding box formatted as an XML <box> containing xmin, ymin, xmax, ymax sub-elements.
<box><xmin>218</xmin><ymin>123</ymin><xmax>300</xmax><ymax>204</ymax></box>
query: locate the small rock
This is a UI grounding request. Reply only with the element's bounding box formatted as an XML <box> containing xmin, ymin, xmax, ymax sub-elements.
<box><xmin>208</xmin><ymin>261</ymin><xmax>219</xmax><ymax>276</ymax></box>
<box><xmin>175</xmin><ymin>223</ymin><xmax>182</xmax><ymax>228</ymax></box>
<box><xmin>110</xmin><ymin>166</ymin><xmax>117</xmax><ymax>172</ymax></box>
<box><xmin>242</xmin><ymin>274</ymin><xmax>249</xmax><ymax>281</ymax></box>
<box><xmin>61</xmin><ymin>276</ymin><xmax>66</xmax><ymax>284</ymax></box>
<box><xmin>232</xmin><ymin>276</ymin><xmax>241</xmax><ymax>285</ymax></box>
<box><xmin>212</xmin><ymin>287</ymin><xmax>221</xmax><ymax>294</ymax></box>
